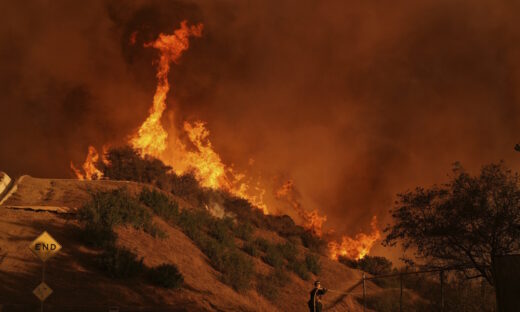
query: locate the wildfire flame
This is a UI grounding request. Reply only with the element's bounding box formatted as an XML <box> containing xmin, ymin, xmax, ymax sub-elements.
<box><xmin>70</xmin><ymin>20</ymin><xmax>380</xmax><ymax>260</ymax></box>
<box><xmin>130</xmin><ymin>21</ymin><xmax>203</xmax><ymax>158</ymax></box>
<box><xmin>70</xmin><ymin>145</ymin><xmax>104</xmax><ymax>180</ymax></box>
<box><xmin>275</xmin><ymin>180</ymin><xmax>327</xmax><ymax>235</ymax></box>
<box><xmin>328</xmin><ymin>216</ymin><xmax>381</xmax><ymax>260</ymax></box>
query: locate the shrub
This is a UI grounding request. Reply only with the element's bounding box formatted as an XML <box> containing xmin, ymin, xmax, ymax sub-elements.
<box><xmin>305</xmin><ymin>253</ymin><xmax>321</xmax><ymax>275</ymax></box>
<box><xmin>177</xmin><ymin>209</ymin><xmax>211</xmax><ymax>240</ymax></box>
<box><xmin>254</xmin><ymin>237</ymin><xmax>270</xmax><ymax>252</ymax></box>
<box><xmin>243</xmin><ymin>242</ymin><xmax>260</xmax><ymax>257</ymax></box>
<box><xmin>79</xmin><ymin>188</ymin><xmax>153</xmax><ymax>229</ymax></box>
<box><xmin>101</xmin><ymin>146</ymin><xmax>172</xmax><ymax>186</ymax></box>
<box><xmin>263</xmin><ymin>245</ymin><xmax>285</xmax><ymax>268</ymax></box>
<box><xmin>235</xmin><ymin>222</ymin><xmax>254</xmax><ymax>241</ymax></box>
<box><xmin>139</xmin><ymin>188</ymin><xmax>179</xmax><ymax>221</ymax></box>
<box><xmin>168</xmin><ymin>172</ymin><xmax>205</xmax><ymax>205</ymax></box>
<box><xmin>200</xmin><ymin>236</ymin><xmax>227</xmax><ymax>268</ymax></box>
<box><xmin>97</xmin><ymin>246</ymin><xmax>144</xmax><ymax>278</ymax></box>
<box><xmin>288</xmin><ymin>235</ymin><xmax>302</xmax><ymax>245</ymax></box>
<box><xmin>220</xmin><ymin>251</ymin><xmax>255</xmax><ymax>292</ymax></box>
<box><xmin>265</xmin><ymin>215</ymin><xmax>305</xmax><ymax>238</ymax></box>
<box><xmin>272</xmin><ymin>266</ymin><xmax>290</xmax><ymax>287</ymax></box>
<box><xmin>277</xmin><ymin>241</ymin><xmax>298</xmax><ymax>262</ymax></box>
<box><xmin>81</xmin><ymin>223</ymin><xmax>116</xmax><ymax>248</ymax></box>
<box><xmin>357</xmin><ymin>256</ymin><xmax>393</xmax><ymax>276</ymax></box>
<box><xmin>78</xmin><ymin>188</ymin><xmax>159</xmax><ymax>246</ymax></box>
<box><xmin>144</xmin><ymin>224</ymin><xmax>168</xmax><ymax>240</ymax></box>
<box><xmin>147</xmin><ymin>264</ymin><xmax>184</xmax><ymax>289</ymax></box>
<box><xmin>208</xmin><ymin>217</ymin><xmax>235</xmax><ymax>247</ymax></box>
<box><xmin>339</xmin><ymin>255</ymin><xmax>393</xmax><ymax>276</ymax></box>
<box><xmin>257</xmin><ymin>274</ymin><xmax>278</xmax><ymax>301</ymax></box>
<box><xmin>301</xmin><ymin>230</ymin><xmax>327</xmax><ymax>254</ymax></box>
<box><xmin>288</xmin><ymin>259</ymin><xmax>310</xmax><ymax>281</ymax></box>
<box><xmin>256</xmin><ymin>266</ymin><xmax>290</xmax><ymax>301</ymax></box>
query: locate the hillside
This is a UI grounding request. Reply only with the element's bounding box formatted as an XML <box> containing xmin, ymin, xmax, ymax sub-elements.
<box><xmin>0</xmin><ymin>174</ymin><xmax>376</xmax><ymax>311</ymax></box>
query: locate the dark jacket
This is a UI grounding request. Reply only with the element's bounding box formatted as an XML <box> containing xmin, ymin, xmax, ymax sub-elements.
<box><xmin>308</xmin><ymin>287</ymin><xmax>327</xmax><ymax>312</ymax></box>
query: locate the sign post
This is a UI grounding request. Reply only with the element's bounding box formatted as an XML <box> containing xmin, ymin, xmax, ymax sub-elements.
<box><xmin>29</xmin><ymin>231</ymin><xmax>62</xmax><ymax>311</ymax></box>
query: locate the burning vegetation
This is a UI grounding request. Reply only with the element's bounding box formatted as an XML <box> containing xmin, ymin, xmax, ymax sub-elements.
<box><xmin>70</xmin><ymin>21</ymin><xmax>380</xmax><ymax>261</ymax></box>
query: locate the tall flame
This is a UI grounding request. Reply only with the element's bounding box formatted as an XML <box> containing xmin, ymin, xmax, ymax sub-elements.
<box><xmin>127</xmin><ymin>21</ymin><xmax>268</xmax><ymax>214</ymax></box>
<box><xmin>328</xmin><ymin>216</ymin><xmax>381</xmax><ymax>260</ymax></box>
<box><xmin>130</xmin><ymin>21</ymin><xmax>203</xmax><ymax>157</ymax></box>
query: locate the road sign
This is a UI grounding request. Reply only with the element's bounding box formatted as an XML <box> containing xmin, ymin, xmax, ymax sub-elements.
<box><xmin>29</xmin><ymin>231</ymin><xmax>62</xmax><ymax>262</ymax></box>
<box><xmin>33</xmin><ymin>282</ymin><xmax>53</xmax><ymax>302</ymax></box>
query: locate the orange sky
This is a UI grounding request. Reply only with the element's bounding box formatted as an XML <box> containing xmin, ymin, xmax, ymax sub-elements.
<box><xmin>1</xmin><ymin>0</ymin><xmax>520</xmax><ymax>261</ymax></box>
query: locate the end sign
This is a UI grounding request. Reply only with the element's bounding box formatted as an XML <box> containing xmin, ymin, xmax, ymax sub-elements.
<box><xmin>29</xmin><ymin>231</ymin><xmax>62</xmax><ymax>262</ymax></box>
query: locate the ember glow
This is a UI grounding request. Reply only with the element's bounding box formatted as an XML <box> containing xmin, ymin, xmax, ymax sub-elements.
<box><xmin>328</xmin><ymin>216</ymin><xmax>381</xmax><ymax>260</ymax></box>
<box><xmin>71</xmin><ymin>20</ymin><xmax>380</xmax><ymax>260</ymax></box>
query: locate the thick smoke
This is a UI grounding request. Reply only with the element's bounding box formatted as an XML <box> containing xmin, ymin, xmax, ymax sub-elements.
<box><xmin>1</xmin><ymin>0</ymin><xmax>520</xmax><ymax>256</ymax></box>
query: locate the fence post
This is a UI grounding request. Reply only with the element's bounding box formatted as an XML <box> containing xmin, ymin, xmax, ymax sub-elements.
<box><xmin>362</xmin><ymin>273</ymin><xmax>366</xmax><ymax>312</ymax></box>
<box><xmin>400</xmin><ymin>273</ymin><xmax>403</xmax><ymax>312</ymax></box>
<box><xmin>440</xmin><ymin>270</ymin><xmax>444</xmax><ymax>312</ymax></box>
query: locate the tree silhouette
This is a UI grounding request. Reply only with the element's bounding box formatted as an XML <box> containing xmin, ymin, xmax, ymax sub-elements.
<box><xmin>384</xmin><ymin>162</ymin><xmax>520</xmax><ymax>285</ymax></box>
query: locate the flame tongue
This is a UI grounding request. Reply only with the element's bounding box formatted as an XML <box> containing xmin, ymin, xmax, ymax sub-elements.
<box><xmin>130</xmin><ymin>21</ymin><xmax>203</xmax><ymax>157</ymax></box>
<box><xmin>70</xmin><ymin>145</ymin><xmax>103</xmax><ymax>180</ymax></box>
<box><xmin>328</xmin><ymin>216</ymin><xmax>381</xmax><ymax>260</ymax></box>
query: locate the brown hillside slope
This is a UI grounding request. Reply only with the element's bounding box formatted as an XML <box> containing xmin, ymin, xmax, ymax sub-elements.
<box><xmin>0</xmin><ymin>176</ymin><xmax>375</xmax><ymax>311</ymax></box>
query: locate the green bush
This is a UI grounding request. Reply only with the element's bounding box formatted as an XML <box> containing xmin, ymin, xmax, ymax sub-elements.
<box><xmin>139</xmin><ymin>188</ymin><xmax>179</xmax><ymax>221</ymax></box>
<box><xmin>339</xmin><ymin>255</ymin><xmax>393</xmax><ymax>276</ymax></box>
<box><xmin>256</xmin><ymin>266</ymin><xmax>290</xmax><ymax>301</ymax></box>
<box><xmin>81</xmin><ymin>223</ymin><xmax>116</xmax><ymax>248</ymax></box>
<box><xmin>272</xmin><ymin>266</ymin><xmax>290</xmax><ymax>287</ymax></box>
<box><xmin>277</xmin><ymin>241</ymin><xmax>298</xmax><ymax>262</ymax></box>
<box><xmin>79</xmin><ymin>188</ymin><xmax>153</xmax><ymax>229</ymax></box>
<box><xmin>198</xmin><ymin>235</ymin><xmax>254</xmax><ymax>291</ymax></box>
<box><xmin>305</xmin><ymin>253</ymin><xmax>321</xmax><ymax>275</ymax></box>
<box><xmin>208</xmin><ymin>217</ymin><xmax>235</xmax><ymax>247</ymax></box>
<box><xmin>101</xmin><ymin>146</ymin><xmax>172</xmax><ymax>186</ymax></box>
<box><xmin>78</xmin><ymin>188</ymin><xmax>160</xmax><ymax>246</ymax></box>
<box><xmin>97</xmin><ymin>246</ymin><xmax>144</xmax><ymax>278</ymax></box>
<box><xmin>254</xmin><ymin>237</ymin><xmax>270</xmax><ymax>252</ymax></box>
<box><xmin>200</xmin><ymin>236</ymin><xmax>227</xmax><ymax>268</ymax></box>
<box><xmin>243</xmin><ymin>242</ymin><xmax>260</xmax><ymax>257</ymax></box>
<box><xmin>301</xmin><ymin>230</ymin><xmax>327</xmax><ymax>254</ymax></box>
<box><xmin>147</xmin><ymin>264</ymin><xmax>184</xmax><ymax>289</ymax></box>
<box><xmin>168</xmin><ymin>172</ymin><xmax>206</xmax><ymax>206</ymax></box>
<box><xmin>177</xmin><ymin>209</ymin><xmax>211</xmax><ymax>240</ymax></box>
<box><xmin>257</xmin><ymin>274</ymin><xmax>278</xmax><ymax>301</ymax></box>
<box><xmin>220</xmin><ymin>251</ymin><xmax>254</xmax><ymax>292</ymax></box>
<box><xmin>263</xmin><ymin>245</ymin><xmax>285</xmax><ymax>268</ymax></box>
<box><xmin>288</xmin><ymin>259</ymin><xmax>310</xmax><ymax>281</ymax></box>
<box><xmin>235</xmin><ymin>222</ymin><xmax>254</xmax><ymax>241</ymax></box>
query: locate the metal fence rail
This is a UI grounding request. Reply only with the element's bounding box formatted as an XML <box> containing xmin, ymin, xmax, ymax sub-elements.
<box><xmin>342</xmin><ymin>265</ymin><xmax>486</xmax><ymax>312</ymax></box>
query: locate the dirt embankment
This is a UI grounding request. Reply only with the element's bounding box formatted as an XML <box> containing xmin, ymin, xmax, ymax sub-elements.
<box><xmin>0</xmin><ymin>175</ymin><xmax>373</xmax><ymax>311</ymax></box>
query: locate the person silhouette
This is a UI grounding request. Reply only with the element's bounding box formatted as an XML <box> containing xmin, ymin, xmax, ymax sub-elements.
<box><xmin>308</xmin><ymin>280</ymin><xmax>328</xmax><ymax>312</ymax></box>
